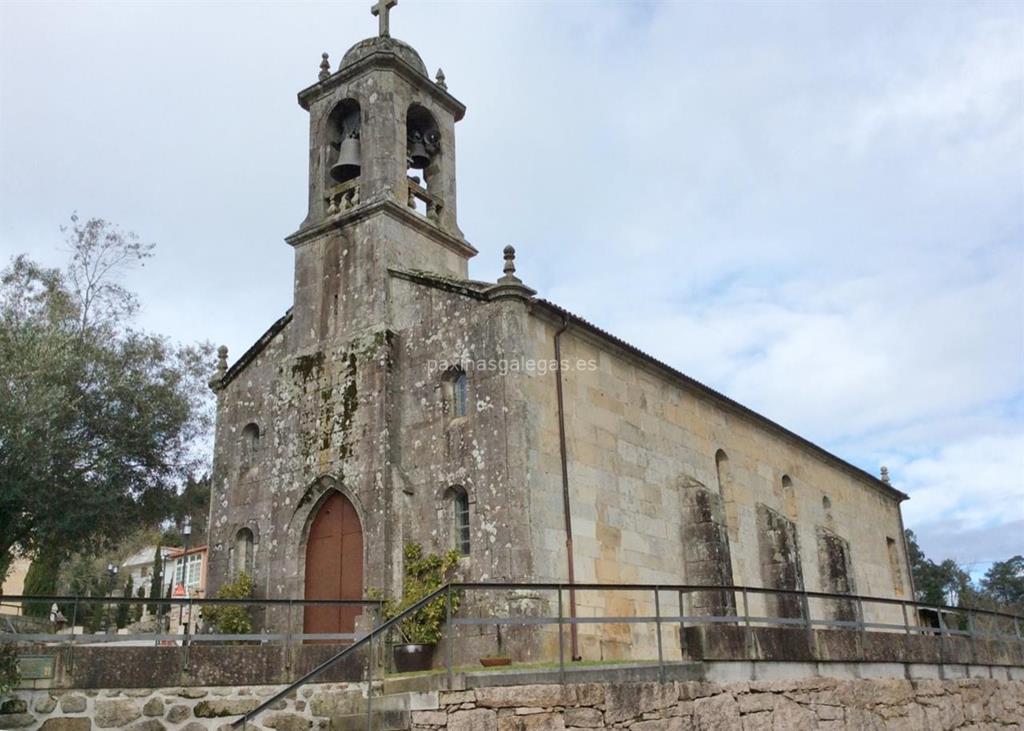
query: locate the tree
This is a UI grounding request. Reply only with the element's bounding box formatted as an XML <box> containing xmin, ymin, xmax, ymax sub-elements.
<box><xmin>148</xmin><ymin>545</ymin><xmax>164</xmax><ymax>617</ymax></box>
<box><xmin>22</xmin><ymin>548</ymin><xmax>61</xmax><ymax>618</ymax></box>
<box><xmin>980</xmin><ymin>556</ymin><xmax>1024</xmax><ymax>607</ymax></box>
<box><xmin>0</xmin><ymin>215</ymin><xmax>213</xmax><ymax>580</ymax></box>
<box><xmin>904</xmin><ymin>530</ymin><xmax>972</xmax><ymax>606</ymax></box>
<box><xmin>116</xmin><ymin>574</ymin><xmax>133</xmax><ymax>628</ymax></box>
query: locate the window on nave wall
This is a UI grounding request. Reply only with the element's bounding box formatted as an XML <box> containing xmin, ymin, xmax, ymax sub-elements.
<box><xmin>444</xmin><ymin>368</ymin><xmax>468</xmax><ymax>419</ymax></box>
<box><xmin>447</xmin><ymin>486</ymin><xmax>470</xmax><ymax>556</ymax></box>
<box><xmin>235</xmin><ymin>527</ymin><xmax>255</xmax><ymax>577</ymax></box>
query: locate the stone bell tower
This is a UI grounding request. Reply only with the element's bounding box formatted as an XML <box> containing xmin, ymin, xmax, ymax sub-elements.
<box><xmin>287</xmin><ymin>2</ymin><xmax>477</xmax><ymax>351</ymax></box>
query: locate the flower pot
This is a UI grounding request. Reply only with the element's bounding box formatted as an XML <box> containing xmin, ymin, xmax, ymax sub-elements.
<box><xmin>479</xmin><ymin>656</ymin><xmax>511</xmax><ymax>667</ymax></box>
<box><xmin>392</xmin><ymin>643</ymin><xmax>435</xmax><ymax>673</ymax></box>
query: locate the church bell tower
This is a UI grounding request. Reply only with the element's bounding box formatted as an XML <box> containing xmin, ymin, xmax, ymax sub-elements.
<box><xmin>286</xmin><ymin>0</ymin><xmax>477</xmax><ymax>349</ymax></box>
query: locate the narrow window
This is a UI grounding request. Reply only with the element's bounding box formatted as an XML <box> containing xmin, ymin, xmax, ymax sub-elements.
<box><xmin>241</xmin><ymin>423</ymin><xmax>260</xmax><ymax>463</ymax></box>
<box><xmin>450</xmin><ymin>487</ymin><xmax>470</xmax><ymax>556</ymax></box>
<box><xmin>886</xmin><ymin>537</ymin><xmax>905</xmax><ymax>596</ymax></box>
<box><xmin>235</xmin><ymin>528</ymin><xmax>255</xmax><ymax>577</ymax></box>
<box><xmin>715</xmin><ymin>449</ymin><xmax>737</xmax><ymax>542</ymax></box>
<box><xmin>446</xmin><ymin>369</ymin><xmax>468</xmax><ymax>418</ymax></box>
<box><xmin>781</xmin><ymin>474</ymin><xmax>797</xmax><ymax>519</ymax></box>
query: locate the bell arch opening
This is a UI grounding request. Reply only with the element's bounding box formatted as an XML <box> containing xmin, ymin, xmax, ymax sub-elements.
<box><xmin>406</xmin><ymin>103</ymin><xmax>441</xmax><ymax>216</ymax></box>
<box><xmin>327</xmin><ymin>99</ymin><xmax>362</xmax><ymax>186</ymax></box>
<box><xmin>303</xmin><ymin>491</ymin><xmax>364</xmax><ymax>637</ymax></box>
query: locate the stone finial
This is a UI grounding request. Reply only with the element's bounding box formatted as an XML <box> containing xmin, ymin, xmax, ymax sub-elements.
<box><xmin>486</xmin><ymin>245</ymin><xmax>536</xmax><ymax>302</ymax></box>
<box><xmin>209</xmin><ymin>345</ymin><xmax>229</xmax><ymax>391</ymax></box>
<box><xmin>319</xmin><ymin>52</ymin><xmax>331</xmax><ymax>81</ymax></box>
<box><xmin>435</xmin><ymin>68</ymin><xmax>447</xmax><ymax>90</ymax></box>
<box><xmin>880</xmin><ymin>466</ymin><xmax>890</xmax><ymax>485</ymax></box>
<box><xmin>216</xmin><ymin>345</ymin><xmax>229</xmax><ymax>376</ymax></box>
<box><xmin>500</xmin><ymin>245</ymin><xmax>521</xmax><ymax>283</ymax></box>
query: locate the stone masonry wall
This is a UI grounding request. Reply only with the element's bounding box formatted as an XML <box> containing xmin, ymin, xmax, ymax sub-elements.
<box><xmin>0</xmin><ymin>682</ymin><xmax>352</xmax><ymax>730</ymax></box>
<box><xmin>3</xmin><ymin>677</ymin><xmax>1021</xmax><ymax>730</ymax></box>
<box><xmin>411</xmin><ymin>678</ymin><xmax>1024</xmax><ymax>730</ymax></box>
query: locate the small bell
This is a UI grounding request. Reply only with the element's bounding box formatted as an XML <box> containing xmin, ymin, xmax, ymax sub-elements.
<box><xmin>407</xmin><ymin>130</ymin><xmax>430</xmax><ymax>170</ymax></box>
<box><xmin>330</xmin><ymin>131</ymin><xmax>361</xmax><ymax>183</ymax></box>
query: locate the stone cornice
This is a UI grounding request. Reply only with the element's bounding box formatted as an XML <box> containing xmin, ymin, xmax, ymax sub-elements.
<box><xmin>285</xmin><ymin>197</ymin><xmax>478</xmax><ymax>260</ymax></box>
<box><xmin>297</xmin><ymin>52</ymin><xmax>466</xmax><ymax>121</ymax></box>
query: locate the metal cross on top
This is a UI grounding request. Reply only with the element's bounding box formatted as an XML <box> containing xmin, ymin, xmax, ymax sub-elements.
<box><xmin>371</xmin><ymin>0</ymin><xmax>397</xmax><ymax>38</ymax></box>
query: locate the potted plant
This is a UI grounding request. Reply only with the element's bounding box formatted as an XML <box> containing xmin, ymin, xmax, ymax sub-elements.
<box><xmin>380</xmin><ymin>543</ymin><xmax>460</xmax><ymax>673</ymax></box>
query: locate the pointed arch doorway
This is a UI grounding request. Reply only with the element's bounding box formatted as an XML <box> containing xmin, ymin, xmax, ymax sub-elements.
<box><xmin>303</xmin><ymin>492</ymin><xmax>363</xmax><ymax>638</ymax></box>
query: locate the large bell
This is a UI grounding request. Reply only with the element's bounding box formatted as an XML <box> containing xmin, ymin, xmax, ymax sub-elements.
<box><xmin>407</xmin><ymin>132</ymin><xmax>430</xmax><ymax>170</ymax></box>
<box><xmin>330</xmin><ymin>133</ymin><xmax>361</xmax><ymax>183</ymax></box>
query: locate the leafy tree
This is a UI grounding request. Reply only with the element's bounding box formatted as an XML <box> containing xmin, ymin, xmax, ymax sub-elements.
<box><xmin>980</xmin><ymin>555</ymin><xmax>1024</xmax><ymax>607</ymax></box>
<box><xmin>22</xmin><ymin>548</ymin><xmax>61</xmax><ymax>618</ymax></box>
<box><xmin>0</xmin><ymin>215</ymin><xmax>213</xmax><ymax>580</ymax></box>
<box><xmin>905</xmin><ymin>530</ymin><xmax>971</xmax><ymax>606</ymax></box>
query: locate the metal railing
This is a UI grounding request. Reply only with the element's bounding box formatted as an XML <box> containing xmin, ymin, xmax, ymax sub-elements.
<box><xmin>226</xmin><ymin>581</ymin><xmax>1023</xmax><ymax>728</ymax></box>
<box><xmin>0</xmin><ymin>594</ymin><xmax>382</xmax><ymax>647</ymax></box>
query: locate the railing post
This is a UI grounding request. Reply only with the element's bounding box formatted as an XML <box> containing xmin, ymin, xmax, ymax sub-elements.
<box><xmin>937</xmin><ymin>607</ymin><xmax>947</xmax><ymax>676</ymax></box>
<box><xmin>967</xmin><ymin>609</ymin><xmax>977</xmax><ymax>666</ymax></box>
<box><xmin>855</xmin><ymin>597</ymin><xmax>865</xmax><ymax>662</ymax></box>
<box><xmin>799</xmin><ymin>590</ymin><xmax>815</xmax><ymax>660</ymax></box>
<box><xmin>285</xmin><ymin>599</ymin><xmax>294</xmax><ymax>678</ymax></box>
<box><xmin>68</xmin><ymin>596</ymin><xmax>80</xmax><ymax>669</ymax></box>
<box><xmin>366</xmin><ymin>632</ymin><xmax>373</xmax><ymax>731</ymax></box>
<box><xmin>901</xmin><ymin>602</ymin><xmax>910</xmax><ymax>636</ymax></box>
<box><xmin>445</xmin><ymin>584</ymin><xmax>454</xmax><ymax>691</ymax></box>
<box><xmin>741</xmin><ymin>588</ymin><xmax>752</xmax><ymax>660</ymax></box>
<box><xmin>654</xmin><ymin>587</ymin><xmax>664</xmax><ymax>684</ymax></box>
<box><xmin>183</xmin><ymin>596</ymin><xmax>193</xmax><ymax>673</ymax></box>
<box><xmin>557</xmin><ymin>586</ymin><xmax>565</xmax><ymax>685</ymax></box>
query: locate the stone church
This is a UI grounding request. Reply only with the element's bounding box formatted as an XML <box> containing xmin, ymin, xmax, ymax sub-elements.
<box><xmin>206</xmin><ymin>7</ymin><xmax>914</xmax><ymax>660</ymax></box>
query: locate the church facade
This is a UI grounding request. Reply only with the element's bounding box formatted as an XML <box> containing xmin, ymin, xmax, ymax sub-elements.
<box><xmin>206</xmin><ymin>17</ymin><xmax>914</xmax><ymax>660</ymax></box>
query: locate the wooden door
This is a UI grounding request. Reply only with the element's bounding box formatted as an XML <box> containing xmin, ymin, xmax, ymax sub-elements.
<box><xmin>303</xmin><ymin>492</ymin><xmax>363</xmax><ymax>638</ymax></box>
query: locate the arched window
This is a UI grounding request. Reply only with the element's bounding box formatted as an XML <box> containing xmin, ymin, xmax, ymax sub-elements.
<box><xmin>235</xmin><ymin>527</ymin><xmax>255</xmax><ymax>577</ymax></box>
<box><xmin>448</xmin><ymin>486</ymin><xmax>470</xmax><ymax>556</ymax></box>
<box><xmin>714</xmin><ymin>450</ymin><xmax>729</xmax><ymax>496</ymax></box>
<box><xmin>715</xmin><ymin>449</ymin><xmax>738</xmax><ymax>542</ymax></box>
<box><xmin>242</xmin><ymin>422</ymin><xmax>260</xmax><ymax>450</ymax></box>
<box><xmin>781</xmin><ymin>474</ymin><xmax>797</xmax><ymax>519</ymax></box>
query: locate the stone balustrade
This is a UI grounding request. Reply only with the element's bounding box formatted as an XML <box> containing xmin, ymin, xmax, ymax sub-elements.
<box><xmin>324</xmin><ymin>182</ymin><xmax>360</xmax><ymax>215</ymax></box>
<box><xmin>406</xmin><ymin>178</ymin><xmax>443</xmax><ymax>223</ymax></box>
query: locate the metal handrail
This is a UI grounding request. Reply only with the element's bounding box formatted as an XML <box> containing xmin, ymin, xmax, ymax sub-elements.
<box><xmin>230</xmin><ymin>583</ymin><xmax>451</xmax><ymax>729</ymax></box>
<box><xmin>445</xmin><ymin>582</ymin><xmax>1024</xmax><ymax>623</ymax></box>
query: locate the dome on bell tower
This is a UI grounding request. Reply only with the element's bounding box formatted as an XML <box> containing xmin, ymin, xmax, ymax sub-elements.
<box><xmin>340</xmin><ymin>36</ymin><xmax>428</xmax><ymax>77</ymax></box>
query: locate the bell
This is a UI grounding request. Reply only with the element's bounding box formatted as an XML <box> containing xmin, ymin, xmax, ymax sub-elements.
<box><xmin>330</xmin><ymin>133</ymin><xmax>361</xmax><ymax>183</ymax></box>
<box><xmin>408</xmin><ymin>133</ymin><xmax>430</xmax><ymax>170</ymax></box>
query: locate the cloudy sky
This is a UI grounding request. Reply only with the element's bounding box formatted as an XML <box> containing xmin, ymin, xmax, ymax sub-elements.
<box><xmin>1</xmin><ymin>1</ymin><xmax>1021</xmax><ymax>572</ymax></box>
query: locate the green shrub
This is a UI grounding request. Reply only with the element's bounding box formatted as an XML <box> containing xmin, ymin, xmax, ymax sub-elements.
<box><xmin>0</xmin><ymin>643</ymin><xmax>19</xmax><ymax>694</ymax></box>
<box><xmin>380</xmin><ymin>543</ymin><xmax>460</xmax><ymax>645</ymax></box>
<box><xmin>202</xmin><ymin>572</ymin><xmax>254</xmax><ymax>635</ymax></box>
